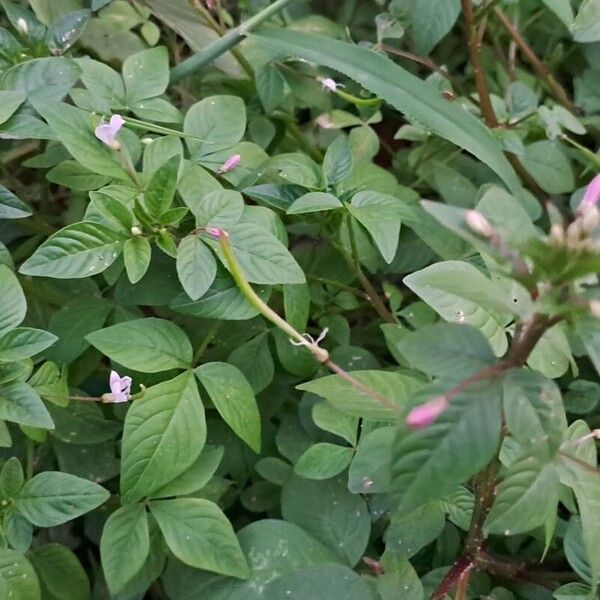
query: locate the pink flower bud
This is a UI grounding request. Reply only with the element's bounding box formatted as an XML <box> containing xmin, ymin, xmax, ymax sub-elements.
<box><xmin>217</xmin><ymin>154</ymin><xmax>241</xmax><ymax>174</ymax></box>
<box><xmin>319</xmin><ymin>77</ymin><xmax>339</xmax><ymax>92</ymax></box>
<box><xmin>204</xmin><ymin>227</ymin><xmax>225</xmax><ymax>238</ymax></box>
<box><xmin>579</xmin><ymin>174</ymin><xmax>600</xmax><ymax>212</ymax></box>
<box><xmin>406</xmin><ymin>396</ymin><xmax>448</xmax><ymax>429</ymax></box>
<box><xmin>465</xmin><ymin>210</ymin><xmax>494</xmax><ymax>238</ymax></box>
<box><xmin>590</xmin><ymin>300</ymin><xmax>600</xmax><ymax>319</ymax></box>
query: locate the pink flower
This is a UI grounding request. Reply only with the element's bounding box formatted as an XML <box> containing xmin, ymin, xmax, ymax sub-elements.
<box><xmin>107</xmin><ymin>370</ymin><xmax>132</xmax><ymax>403</ymax></box>
<box><xmin>406</xmin><ymin>396</ymin><xmax>448</xmax><ymax>429</ymax></box>
<box><xmin>204</xmin><ymin>226</ymin><xmax>225</xmax><ymax>238</ymax></box>
<box><xmin>579</xmin><ymin>174</ymin><xmax>600</xmax><ymax>212</ymax></box>
<box><xmin>94</xmin><ymin>115</ymin><xmax>125</xmax><ymax>150</ymax></box>
<box><xmin>217</xmin><ymin>154</ymin><xmax>241</xmax><ymax>174</ymax></box>
<box><xmin>465</xmin><ymin>210</ymin><xmax>494</xmax><ymax>238</ymax></box>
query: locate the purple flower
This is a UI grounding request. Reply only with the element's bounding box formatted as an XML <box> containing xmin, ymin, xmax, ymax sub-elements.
<box><xmin>94</xmin><ymin>115</ymin><xmax>125</xmax><ymax>150</ymax></box>
<box><xmin>217</xmin><ymin>154</ymin><xmax>241</xmax><ymax>174</ymax></box>
<box><xmin>107</xmin><ymin>370</ymin><xmax>132</xmax><ymax>403</ymax></box>
<box><xmin>406</xmin><ymin>395</ymin><xmax>448</xmax><ymax>429</ymax></box>
<box><xmin>579</xmin><ymin>174</ymin><xmax>600</xmax><ymax>212</ymax></box>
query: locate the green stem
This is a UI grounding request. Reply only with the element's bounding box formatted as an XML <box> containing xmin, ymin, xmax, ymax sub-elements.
<box><xmin>170</xmin><ymin>0</ymin><xmax>294</xmax><ymax>84</ymax></box>
<box><xmin>280</xmin><ymin>118</ymin><xmax>324</xmax><ymax>162</ymax></box>
<box><xmin>122</xmin><ymin>116</ymin><xmax>209</xmax><ymax>142</ymax></box>
<box><xmin>193</xmin><ymin>322</ymin><xmax>222</xmax><ymax>364</ymax></box>
<box><xmin>562</xmin><ymin>134</ymin><xmax>600</xmax><ymax>170</ymax></box>
<box><xmin>212</xmin><ymin>229</ymin><xmax>398</xmax><ymax>411</ymax></box>
<box><xmin>334</xmin><ymin>88</ymin><xmax>381</xmax><ymax>107</ymax></box>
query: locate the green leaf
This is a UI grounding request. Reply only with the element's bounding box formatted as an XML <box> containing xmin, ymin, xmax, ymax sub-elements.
<box><xmin>29</xmin><ymin>543</ymin><xmax>90</xmax><ymax>600</ymax></box>
<box><xmin>19</xmin><ymin>221</ymin><xmax>126</xmax><ymax>279</ymax></box>
<box><xmin>391</xmin><ymin>381</ymin><xmax>502</xmax><ymax>511</ymax></box>
<box><xmin>0</xmin><ymin>266</ymin><xmax>26</xmax><ymax>336</ymax></box>
<box><xmin>0</xmin><ymin>549</ymin><xmax>40</xmax><ymax>600</ymax></box>
<box><xmin>143</xmin><ymin>154</ymin><xmax>179</xmax><ymax>219</ymax></box>
<box><xmin>30</xmin><ymin>101</ymin><xmax>129</xmax><ymax>180</ymax></box>
<box><xmin>527</xmin><ymin>324</ymin><xmax>572</xmax><ymax>379</ymax></box>
<box><xmin>283</xmin><ymin>283</ymin><xmax>310</xmax><ymax>331</ymax></box>
<box><xmin>46</xmin><ymin>161</ymin><xmax>110</xmax><ymax>191</ymax></box>
<box><xmin>348</xmin><ymin>426</ymin><xmax>394</xmax><ymax>494</ymax></box>
<box><xmin>298</xmin><ymin>370</ymin><xmax>420</xmax><ymax>420</ymax></box>
<box><xmin>76</xmin><ymin>57</ymin><xmax>124</xmax><ymax>105</ymax></box>
<box><xmin>503</xmin><ymin>369</ymin><xmax>567</xmax><ymax>453</ymax></box>
<box><xmin>184</xmin><ymin>95</ymin><xmax>246</xmax><ymax>159</ymax></box>
<box><xmin>2</xmin><ymin>57</ymin><xmax>80</xmax><ymax>103</ymax></box>
<box><xmin>252</xmin><ymin>28</ymin><xmax>520</xmax><ymax>193</ymax></box>
<box><xmin>47</xmin><ymin>10</ymin><xmax>90</xmax><ymax>55</ymax></box>
<box><xmin>120</xmin><ymin>372</ymin><xmax>206</xmax><ymax>503</ymax></box>
<box><xmin>485</xmin><ymin>445</ymin><xmax>559</xmax><ymax>536</ymax></box>
<box><xmin>14</xmin><ymin>472</ymin><xmax>109</xmax><ymax>526</ymax></box>
<box><xmin>408</xmin><ymin>0</ymin><xmax>461</xmax><ymax>54</ymax></box>
<box><xmin>48</xmin><ymin>401</ymin><xmax>120</xmax><ymax>445</ymax></box>
<box><xmin>86</xmin><ymin>317</ymin><xmax>192</xmax><ymax>372</ymax></box>
<box><xmin>228</xmin><ymin>332</ymin><xmax>274</xmax><ymax>393</ymax></box>
<box><xmin>100</xmin><ymin>504</ymin><xmax>149</xmax><ymax>595</ymax></box>
<box><xmin>0</xmin><ymin>91</ymin><xmax>26</xmax><ymax>126</ymax></box>
<box><xmin>256</xmin><ymin>64</ymin><xmax>286</xmax><ymax>113</ymax></box>
<box><xmin>208</xmin><ymin>222</ymin><xmax>305</xmax><ymax>285</ymax></box>
<box><xmin>190</xmin><ymin>189</ymin><xmax>244</xmax><ymax>228</ymax></box>
<box><xmin>286</xmin><ymin>192</ymin><xmax>342</xmax><ymax>215</ymax></box>
<box><xmin>0</xmin><ymin>383</ymin><xmax>53</xmax><ymax>429</ymax></box>
<box><xmin>150</xmin><ymin>498</ymin><xmax>250</xmax><ymax>578</ymax></box>
<box><xmin>0</xmin><ymin>328</ymin><xmax>57</xmax><ymax>362</ymax></box>
<box><xmin>572</xmin><ymin>0</ymin><xmax>600</xmax><ymax>42</ymax></box>
<box><xmin>149</xmin><ymin>445</ymin><xmax>223</xmax><ymax>498</ymax></box>
<box><xmin>123</xmin><ymin>46</ymin><xmax>169</xmax><ymax>104</ymax></box>
<box><xmin>398</xmin><ymin>322</ymin><xmax>495</xmax><ymax>381</ymax></box>
<box><xmin>323</xmin><ymin>136</ymin><xmax>353</xmax><ymax>186</ymax></box>
<box><xmin>195</xmin><ymin>362</ymin><xmax>261</xmax><ymax>453</ymax></box>
<box><xmin>386</xmin><ymin>501</ymin><xmax>446</xmax><ymax>559</ymax></box>
<box><xmin>0</xmin><ymin>185</ymin><xmax>30</xmax><ymax>219</ymax></box>
<box><xmin>294</xmin><ymin>443</ymin><xmax>353</xmax><ymax>480</ymax></box>
<box><xmin>176</xmin><ymin>236</ymin><xmax>217</xmax><ymax>300</ymax></box>
<box><xmin>559</xmin><ymin>457</ymin><xmax>600</xmax><ymax>593</ymax></box>
<box><xmin>312</xmin><ymin>400</ymin><xmax>358</xmax><ymax>446</ymax></box>
<box><xmin>123</xmin><ymin>236</ymin><xmax>151</xmax><ymax>284</ymax></box>
<box><xmin>348</xmin><ymin>191</ymin><xmax>403</xmax><ymax>263</ymax></box>
<box><xmin>403</xmin><ymin>261</ymin><xmax>510</xmax><ymax>356</ymax></box>
<box><xmin>521</xmin><ymin>141</ymin><xmax>574</xmax><ymax>194</ymax></box>
<box><xmin>281</xmin><ymin>475</ymin><xmax>370</xmax><ymax>566</ymax></box>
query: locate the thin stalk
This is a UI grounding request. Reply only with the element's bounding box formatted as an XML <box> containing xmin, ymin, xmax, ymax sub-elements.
<box><xmin>280</xmin><ymin>118</ymin><xmax>323</xmax><ymax>162</ymax></box>
<box><xmin>334</xmin><ymin>88</ymin><xmax>381</xmax><ymax>108</ymax></box>
<box><xmin>210</xmin><ymin>228</ymin><xmax>399</xmax><ymax>412</ymax></box>
<box><xmin>122</xmin><ymin>116</ymin><xmax>209</xmax><ymax>142</ymax></box>
<box><xmin>562</xmin><ymin>134</ymin><xmax>600</xmax><ymax>170</ymax></box>
<box><xmin>494</xmin><ymin>7</ymin><xmax>577</xmax><ymax>114</ymax></box>
<box><xmin>170</xmin><ymin>0</ymin><xmax>294</xmax><ymax>84</ymax></box>
<box><xmin>193</xmin><ymin>322</ymin><xmax>222</xmax><ymax>364</ymax></box>
<box><xmin>462</xmin><ymin>0</ymin><xmax>498</xmax><ymax>128</ymax></box>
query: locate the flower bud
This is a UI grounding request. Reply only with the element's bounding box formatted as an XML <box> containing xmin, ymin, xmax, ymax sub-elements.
<box><xmin>465</xmin><ymin>210</ymin><xmax>494</xmax><ymax>238</ymax></box>
<box><xmin>406</xmin><ymin>395</ymin><xmax>448</xmax><ymax>429</ymax></box>
<box><xmin>548</xmin><ymin>223</ymin><xmax>564</xmax><ymax>245</ymax></box>
<box><xmin>580</xmin><ymin>206</ymin><xmax>600</xmax><ymax>235</ymax></box>
<box><xmin>16</xmin><ymin>18</ymin><xmax>28</xmax><ymax>36</ymax></box>
<box><xmin>130</xmin><ymin>226</ymin><xmax>143</xmax><ymax>236</ymax></box>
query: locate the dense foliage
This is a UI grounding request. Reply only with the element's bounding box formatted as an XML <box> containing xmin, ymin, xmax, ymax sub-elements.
<box><xmin>1</xmin><ymin>0</ymin><xmax>600</xmax><ymax>598</ymax></box>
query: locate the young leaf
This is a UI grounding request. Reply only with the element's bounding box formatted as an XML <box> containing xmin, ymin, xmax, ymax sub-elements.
<box><xmin>294</xmin><ymin>444</ymin><xmax>353</xmax><ymax>480</ymax></box>
<box><xmin>120</xmin><ymin>372</ymin><xmax>206</xmax><ymax>503</ymax></box>
<box><xmin>100</xmin><ymin>504</ymin><xmax>150</xmax><ymax>595</ymax></box>
<box><xmin>195</xmin><ymin>362</ymin><xmax>261</xmax><ymax>452</ymax></box>
<box><xmin>123</xmin><ymin>236</ymin><xmax>151</xmax><ymax>284</ymax></box>
<box><xmin>323</xmin><ymin>136</ymin><xmax>353</xmax><ymax>186</ymax></box>
<box><xmin>143</xmin><ymin>154</ymin><xmax>179</xmax><ymax>219</ymax></box>
<box><xmin>348</xmin><ymin>191</ymin><xmax>404</xmax><ymax>263</ymax></box>
<box><xmin>0</xmin><ymin>265</ymin><xmax>26</xmax><ymax>336</ymax></box>
<box><xmin>19</xmin><ymin>221</ymin><xmax>127</xmax><ymax>279</ymax></box>
<box><xmin>122</xmin><ymin>46</ymin><xmax>169</xmax><ymax>105</ymax></box>
<box><xmin>176</xmin><ymin>236</ymin><xmax>217</xmax><ymax>300</ymax></box>
<box><xmin>14</xmin><ymin>472</ymin><xmax>109</xmax><ymax>526</ymax></box>
<box><xmin>86</xmin><ymin>317</ymin><xmax>193</xmax><ymax>372</ymax></box>
<box><xmin>149</xmin><ymin>498</ymin><xmax>250</xmax><ymax>578</ymax></box>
